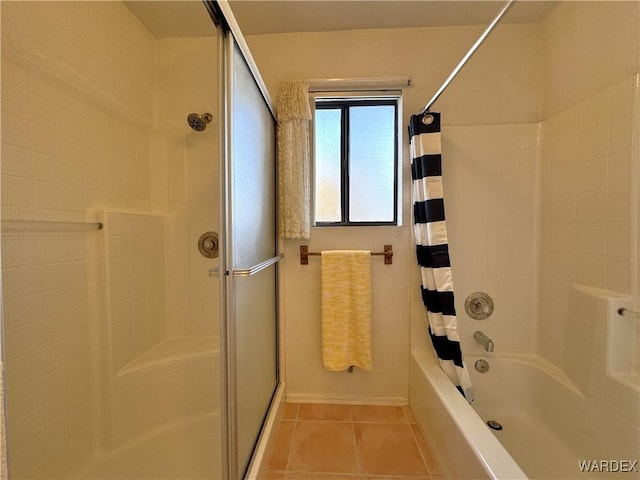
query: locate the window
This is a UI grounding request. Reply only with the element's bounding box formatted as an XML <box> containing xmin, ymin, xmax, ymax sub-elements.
<box><xmin>313</xmin><ymin>96</ymin><xmax>399</xmax><ymax>225</ymax></box>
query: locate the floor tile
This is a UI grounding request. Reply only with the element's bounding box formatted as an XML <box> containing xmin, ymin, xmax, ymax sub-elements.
<box><xmin>261</xmin><ymin>471</ymin><xmax>286</xmax><ymax>480</ymax></box>
<box><xmin>402</xmin><ymin>405</ymin><xmax>417</xmax><ymax>424</ymax></box>
<box><xmin>351</xmin><ymin>404</ymin><xmax>405</xmax><ymax>423</ymax></box>
<box><xmin>359</xmin><ymin>477</ymin><xmax>430</xmax><ymax>480</ymax></box>
<box><xmin>285</xmin><ymin>472</ymin><xmax>358</xmax><ymax>479</ymax></box>
<box><xmin>282</xmin><ymin>402</ymin><xmax>300</xmax><ymax>420</ymax></box>
<box><xmin>354</xmin><ymin>423</ymin><xmax>429</xmax><ymax>476</ymax></box>
<box><xmin>411</xmin><ymin>424</ymin><xmax>440</xmax><ymax>478</ymax></box>
<box><xmin>298</xmin><ymin>403</ymin><xmax>352</xmax><ymax>421</ymax></box>
<box><xmin>265</xmin><ymin>420</ymin><xmax>296</xmax><ymax>471</ymax></box>
<box><xmin>268</xmin><ymin>403</ymin><xmax>438</xmax><ymax>479</ymax></box>
<box><xmin>289</xmin><ymin>421</ymin><xmax>357</xmax><ymax>474</ymax></box>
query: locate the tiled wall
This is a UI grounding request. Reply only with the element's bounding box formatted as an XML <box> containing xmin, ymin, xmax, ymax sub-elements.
<box><xmin>1</xmin><ymin>230</ymin><xmax>95</xmax><ymax>477</ymax></box>
<box><xmin>1</xmin><ymin>4</ymin><xmax>156</xmax><ymax>470</ymax></box>
<box><xmin>155</xmin><ymin>38</ymin><xmax>220</xmax><ymax>339</ymax></box>
<box><xmin>411</xmin><ymin>123</ymin><xmax>540</xmax><ymax>355</ymax></box>
<box><xmin>538</xmin><ymin>74</ymin><xmax>640</xmax><ymax>449</ymax></box>
<box><xmin>103</xmin><ymin>212</ymin><xmax>166</xmax><ymax>372</ymax></box>
<box><xmin>1</xmin><ymin>3</ymin><xmax>221</xmax><ymax>477</ymax></box>
<box><xmin>559</xmin><ymin>285</ymin><xmax>639</xmax><ymax>459</ymax></box>
<box><xmin>539</xmin><ymin>75</ymin><xmax>639</xmax><ymax>366</ymax></box>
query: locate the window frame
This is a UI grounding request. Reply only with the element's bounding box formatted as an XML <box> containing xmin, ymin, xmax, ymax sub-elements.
<box><xmin>312</xmin><ymin>94</ymin><xmax>400</xmax><ymax>227</ymax></box>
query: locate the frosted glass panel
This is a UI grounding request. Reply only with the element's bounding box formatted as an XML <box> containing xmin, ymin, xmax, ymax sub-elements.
<box><xmin>314</xmin><ymin>108</ymin><xmax>342</xmax><ymax>222</ymax></box>
<box><xmin>234</xmin><ymin>266</ymin><xmax>277</xmax><ymax>474</ymax></box>
<box><xmin>231</xmin><ymin>42</ymin><xmax>276</xmax><ymax>268</ymax></box>
<box><xmin>228</xmin><ymin>40</ymin><xmax>278</xmax><ymax>478</ymax></box>
<box><xmin>349</xmin><ymin>105</ymin><xmax>395</xmax><ymax>222</ymax></box>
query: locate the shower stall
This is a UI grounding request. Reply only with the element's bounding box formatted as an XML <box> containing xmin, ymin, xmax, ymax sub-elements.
<box><xmin>0</xmin><ymin>1</ymin><xmax>279</xmax><ymax>479</ymax></box>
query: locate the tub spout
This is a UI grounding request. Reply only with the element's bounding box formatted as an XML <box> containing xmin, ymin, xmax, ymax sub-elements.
<box><xmin>474</xmin><ymin>331</ymin><xmax>494</xmax><ymax>352</ymax></box>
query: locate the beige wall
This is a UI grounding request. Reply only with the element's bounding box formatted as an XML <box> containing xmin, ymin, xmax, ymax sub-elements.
<box><xmin>541</xmin><ymin>1</ymin><xmax>640</xmax><ymax>118</ymax></box>
<box><xmin>248</xmin><ymin>24</ymin><xmax>541</xmax><ymax>128</ymax></box>
<box><xmin>247</xmin><ymin>23</ymin><xmax>542</xmax><ymax>403</ymax></box>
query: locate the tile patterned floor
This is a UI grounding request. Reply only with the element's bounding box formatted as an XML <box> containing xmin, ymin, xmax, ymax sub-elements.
<box><xmin>261</xmin><ymin>403</ymin><xmax>440</xmax><ymax>480</ymax></box>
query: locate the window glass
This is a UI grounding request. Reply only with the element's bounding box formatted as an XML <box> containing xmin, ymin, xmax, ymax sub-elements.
<box><xmin>348</xmin><ymin>105</ymin><xmax>396</xmax><ymax>222</ymax></box>
<box><xmin>313</xmin><ymin>98</ymin><xmax>398</xmax><ymax>225</ymax></box>
<box><xmin>314</xmin><ymin>108</ymin><xmax>342</xmax><ymax>222</ymax></box>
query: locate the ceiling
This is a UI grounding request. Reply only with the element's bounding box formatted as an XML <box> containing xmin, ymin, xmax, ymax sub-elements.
<box><xmin>124</xmin><ymin>1</ymin><xmax>559</xmax><ymax>39</ymax></box>
<box><xmin>229</xmin><ymin>1</ymin><xmax>559</xmax><ymax>35</ymax></box>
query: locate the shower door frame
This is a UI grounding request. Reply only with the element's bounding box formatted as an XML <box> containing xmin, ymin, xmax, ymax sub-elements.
<box><xmin>208</xmin><ymin>2</ymin><xmax>282</xmax><ymax>478</ymax></box>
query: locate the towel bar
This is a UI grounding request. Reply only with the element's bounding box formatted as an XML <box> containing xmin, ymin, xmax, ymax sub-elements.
<box><xmin>300</xmin><ymin>245</ymin><xmax>393</xmax><ymax>265</ymax></box>
<box><xmin>617</xmin><ymin>307</ymin><xmax>640</xmax><ymax>318</ymax></box>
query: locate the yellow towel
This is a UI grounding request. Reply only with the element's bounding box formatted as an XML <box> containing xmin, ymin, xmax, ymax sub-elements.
<box><xmin>321</xmin><ymin>250</ymin><xmax>372</xmax><ymax>371</ymax></box>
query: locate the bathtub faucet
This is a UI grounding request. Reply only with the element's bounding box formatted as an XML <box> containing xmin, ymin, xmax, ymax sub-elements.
<box><xmin>473</xmin><ymin>331</ymin><xmax>494</xmax><ymax>352</ymax></box>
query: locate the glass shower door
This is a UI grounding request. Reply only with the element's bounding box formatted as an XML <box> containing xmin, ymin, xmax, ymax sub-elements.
<box><xmin>224</xmin><ymin>36</ymin><xmax>279</xmax><ymax>478</ymax></box>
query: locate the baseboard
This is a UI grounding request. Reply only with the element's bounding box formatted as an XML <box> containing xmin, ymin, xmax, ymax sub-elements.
<box><xmin>285</xmin><ymin>393</ymin><xmax>408</xmax><ymax>406</ymax></box>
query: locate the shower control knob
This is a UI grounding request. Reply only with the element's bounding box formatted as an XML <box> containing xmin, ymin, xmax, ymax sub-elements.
<box><xmin>198</xmin><ymin>231</ymin><xmax>219</xmax><ymax>258</ymax></box>
<box><xmin>465</xmin><ymin>292</ymin><xmax>494</xmax><ymax>320</ymax></box>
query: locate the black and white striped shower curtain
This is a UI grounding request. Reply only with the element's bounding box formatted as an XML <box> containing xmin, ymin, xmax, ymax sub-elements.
<box><xmin>409</xmin><ymin>112</ymin><xmax>474</xmax><ymax>402</ymax></box>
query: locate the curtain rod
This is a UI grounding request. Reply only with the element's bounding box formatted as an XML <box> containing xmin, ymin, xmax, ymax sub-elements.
<box><xmin>420</xmin><ymin>0</ymin><xmax>515</xmax><ymax>114</ymax></box>
<box><xmin>308</xmin><ymin>76</ymin><xmax>411</xmax><ymax>92</ymax></box>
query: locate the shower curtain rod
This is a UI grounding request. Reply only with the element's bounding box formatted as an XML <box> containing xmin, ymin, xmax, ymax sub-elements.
<box><xmin>420</xmin><ymin>0</ymin><xmax>515</xmax><ymax>114</ymax></box>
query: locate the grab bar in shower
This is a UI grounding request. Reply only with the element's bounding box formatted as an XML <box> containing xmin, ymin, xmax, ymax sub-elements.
<box><xmin>2</xmin><ymin>219</ymin><xmax>103</xmax><ymax>233</ymax></box>
<box><xmin>208</xmin><ymin>254</ymin><xmax>284</xmax><ymax>278</ymax></box>
<box><xmin>617</xmin><ymin>307</ymin><xmax>640</xmax><ymax>319</ymax></box>
<box><xmin>300</xmin><ymin>245</ymin><xmax>393</xmax><ymax>265</ymax></box>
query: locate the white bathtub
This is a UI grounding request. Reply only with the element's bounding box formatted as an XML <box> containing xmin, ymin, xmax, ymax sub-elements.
<box><xmin>411</xmin><ymin>350</ymin><xmax>640</xmax><ymax>480</ymax></box>
<box><xmin>410</xmin><ymin>350</ymin><xmax>526</xmax><ymax>479</ymax></box>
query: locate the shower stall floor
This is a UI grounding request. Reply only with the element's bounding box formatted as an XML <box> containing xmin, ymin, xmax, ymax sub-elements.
<box><xmin>72</xmin><ymin>412</ymin><xmax>222</xmax><ymax>480</ymax></box>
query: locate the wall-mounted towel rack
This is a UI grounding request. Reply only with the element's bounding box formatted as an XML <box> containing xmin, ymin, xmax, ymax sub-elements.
<box><xmin>2</xmin><ymin>219</ymin><xmax>103</xmax><ymax>233</ymax></box>
<box><xmin>300</xmin><ymin>245</ymin><xmax>393</xmax><ymax>265</ymax></box>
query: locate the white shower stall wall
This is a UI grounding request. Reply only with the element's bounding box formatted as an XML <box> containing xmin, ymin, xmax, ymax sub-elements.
<box><xmin>1</xmin><ymin>2</ymin><xmax>223</xmax><ymax>478</ymax></box>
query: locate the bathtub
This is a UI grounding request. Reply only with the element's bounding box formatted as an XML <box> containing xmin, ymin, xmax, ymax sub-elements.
<box><xmin>411</xmin><ymin>350</ymin><xmax>640</xmax><ymax>479</ymax></box>
<box><xmin>410</xmin><ymin>350</ymin><xmax>526</xmax><ymax>479</ymax></box>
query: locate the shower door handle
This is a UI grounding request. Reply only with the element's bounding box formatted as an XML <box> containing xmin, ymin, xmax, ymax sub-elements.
<box><xmin>231</xmin><ymin>254</ymin><xmax>284</xmax><ymax>277</ymax></box>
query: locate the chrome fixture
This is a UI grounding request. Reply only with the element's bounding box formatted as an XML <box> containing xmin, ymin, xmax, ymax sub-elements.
<box><xmin>487</xmin><ymin>420</ymin><xmax>503</xmax><ymax>431</ymax></box>
<box><xmin>474</xmin><ymin>359</ymin><xmax>490</xmax><ymax>373</ymax></box>
<box><xmin>187</xmin><ymin>112</ymin><xmax>213</xmax><ymax>131</ymax></box>
<box><xmin>474</xmin><ymin>331</ymin><xmax>495</xmax><ymax>352</ymax></box>
<box><xmin>465</xmin><ymin>292</ymin><xmax>494</xmax><ymax>320</ymax></box>
<box><xmin>198</xmin><ymin>231</ymin><xmax>219</xmax><ymax>258</ymax></box>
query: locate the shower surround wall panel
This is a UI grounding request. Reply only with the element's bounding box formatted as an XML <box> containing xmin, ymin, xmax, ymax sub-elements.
<box><xmin>411</xmin><ymin>122</ymin><xmax>540</xmax><ymax>356</ymax></box>
<box><xmin>1</xmin><ymin>2</ymin><xmax>156</xmax><ymax>477</ymax></box>
<box><xmin>1</xmin><ymin>2</ymin><xmax>222</xmax><ymax>478</ymax></box>
<box><xmin>538</xmin><ymin>0</ymin><xmax>640</xmax><ymax>449</ymax></box>
<box><xmin>155</xmin><ymin>37</ymin><xmax>221</xmax><ymax>339</ymax></box>
<box><xmin>539</xmin><ymin>76</ymin><xmax>640</xmax><ymax>448</ymax></box>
